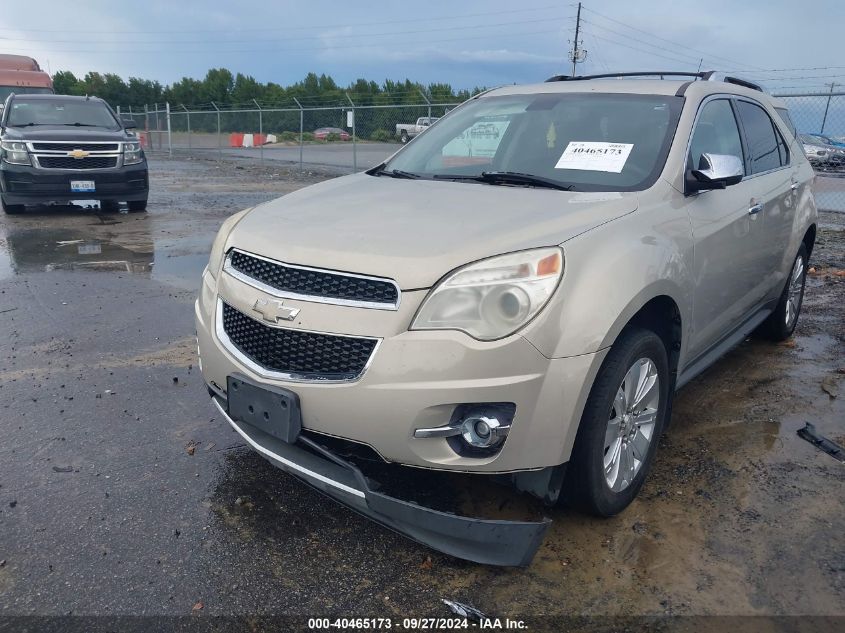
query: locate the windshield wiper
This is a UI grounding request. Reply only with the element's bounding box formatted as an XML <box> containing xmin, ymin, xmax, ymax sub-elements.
<box><xmin>434</xmin><ymin>171</ymin><xmax>574</xmax><ymax>191</ymax></box>
<box><xmin>60</xmin><ymin>122</ymin><xmax>102</xmax><ymax>127</ymax></box>
<box><xmin>370</xmin><ymin>164</ymin><xmax>423</xmax><ymax>180</ymax></box>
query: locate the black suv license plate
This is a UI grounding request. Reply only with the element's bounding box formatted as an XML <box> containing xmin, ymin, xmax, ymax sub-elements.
<box><xmin>226</xmin><ymin>375</ymin><xmax>302</xmax><ymax>444</ymax></box>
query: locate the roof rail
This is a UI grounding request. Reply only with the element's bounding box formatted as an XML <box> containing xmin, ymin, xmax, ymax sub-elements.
<box><xmin>545</xmin><ymin>71</ymin><xmax>716</xmax><ymax>82</ymax></box>
<box><xmin>722</xmin><ymin>76</ymin><xmax>763</xmax><ymax>92</ymax></box>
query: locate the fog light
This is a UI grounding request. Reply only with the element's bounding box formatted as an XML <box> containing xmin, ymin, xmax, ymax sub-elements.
<box><xmin>460</xmin><ymin>413</ymin><xmax>506</xmax><ymax>448</ymax></box>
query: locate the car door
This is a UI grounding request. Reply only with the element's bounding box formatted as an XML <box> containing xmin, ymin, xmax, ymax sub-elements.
<box><xmin>684</xmin><ymin>97</ymin><xmax>763</xmax><ymax>361</ymax></box>
<box><xmin>733</xmin><ymin>99</ymin><xmax>796</xmax><ymax>302</ymax></box>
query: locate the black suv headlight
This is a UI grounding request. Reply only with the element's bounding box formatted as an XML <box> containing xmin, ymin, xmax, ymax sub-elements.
<box><xmin>1</xmin><ymin>141</ymin><xmax>31</xmax><ymax>166</ymax></box>
<box><xmin>123</xmin><ymin>141</ymin><xmax>143</xmax><ymax>165</ymax></box>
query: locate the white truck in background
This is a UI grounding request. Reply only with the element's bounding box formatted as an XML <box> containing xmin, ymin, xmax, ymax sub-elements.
<box><xmin>395</xmin><ymin>117</ymin><xmax>439</xmax><ymax>143</ymax></box>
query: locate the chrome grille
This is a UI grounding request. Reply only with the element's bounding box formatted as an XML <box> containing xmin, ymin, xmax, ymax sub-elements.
<box><xmin>225</xmin><ymin>250</ymin><xmax>400</xmax><ymax>309</ymax></box>
<box><xmin>219</xmin><ymin>301</ymin><xmax>378</xmax><ymax>382</ymax></box>
<box><xmin>31</xmin><ymin>142</ymin><xmax>120</xmax><ymax>152</ymax></box>
<box><xmin>38</xmin><ymin>156</ymin><xmax>118</xmax><ymax>169</ymax></box>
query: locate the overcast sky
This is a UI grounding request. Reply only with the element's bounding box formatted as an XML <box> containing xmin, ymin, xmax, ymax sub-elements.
<box><xmin>1</xmin><ymin>0</ymin><xmax>844</xmax><ymax>94</ymax></box>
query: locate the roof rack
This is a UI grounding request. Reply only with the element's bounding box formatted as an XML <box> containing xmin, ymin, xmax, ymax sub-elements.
<box><xmin>545</xmin><ymin>71</ymin><xmax>716</xmax><ymax>82</ymax></box>
<box><xmin>722</xmin><ymin>76</ymin><xmax>763</xmax><ymax>92</ymax></box>
<box><xmin>544</xmin><ymin>71</ymin><xmax>765</xmax><ymax>93</ymax></box>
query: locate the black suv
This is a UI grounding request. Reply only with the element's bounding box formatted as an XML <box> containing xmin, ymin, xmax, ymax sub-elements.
<box><xmin>0</xmin><ymin>93</ymin><xmax>148</xmax><ymax>214</ymax></box>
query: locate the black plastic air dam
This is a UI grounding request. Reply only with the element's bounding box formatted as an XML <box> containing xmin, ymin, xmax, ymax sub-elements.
<box><xmin>212</xmin><ymin>397</ymin><xmax>551</xmax><ymax>567</ymax></box>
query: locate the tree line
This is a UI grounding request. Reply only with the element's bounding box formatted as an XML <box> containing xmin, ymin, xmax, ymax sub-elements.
<box><xmin>51</xmin><ymin>68</ymin><xmax>480</xmax><ymax>109</ymax></box>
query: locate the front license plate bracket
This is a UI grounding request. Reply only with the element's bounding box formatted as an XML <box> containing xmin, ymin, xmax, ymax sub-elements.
<box><xmin>226</xmin><ymin>374</ymin><xmax>302</xmax><ymax>443</ymax></box>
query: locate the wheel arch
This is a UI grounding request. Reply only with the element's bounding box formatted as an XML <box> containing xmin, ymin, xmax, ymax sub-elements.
<box><xmin>802</xmin><ymin>223</ymin><xmax>816</xmax><ymax>259</ymax></box>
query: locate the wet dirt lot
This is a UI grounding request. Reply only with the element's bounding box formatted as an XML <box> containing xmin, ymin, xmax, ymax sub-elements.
<box><xmin>0</xmin><ymin>156</ymin><xmax>843</xmax><ymax>626</ymax></box>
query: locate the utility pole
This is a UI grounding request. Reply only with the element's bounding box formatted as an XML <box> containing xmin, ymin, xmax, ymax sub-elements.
<box><xmin>821</xmin><ymin>82</ymin><xmax>837</xmax><ymax>134</ymax></box>
<box><xmin>570</xmin><ymin>2</ymin><xmax>585</xmax><ymax>76</ymax></box>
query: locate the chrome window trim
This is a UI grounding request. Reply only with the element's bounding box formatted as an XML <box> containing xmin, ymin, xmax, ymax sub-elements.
<box><xmin>214</xmin><ymin>298</ymin><xmax>381</xmax><ymax>384</ymax></box>
<box><xmin>224</xmin><ymin>248</ymin><xmax>401</xmax><ymax>311</ymax></box>
<box><xmin>684</xmin><ymin>93</ymin><xmax>792</xmax><ymax>188</ymax></box>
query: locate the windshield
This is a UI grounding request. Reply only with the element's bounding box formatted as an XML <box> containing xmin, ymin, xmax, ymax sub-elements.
<box><xmin>6</xmin><ymin>97</ymin><xmax>119</xmax><ymax>129</ymax></box>
<box><xmin>383</xmin><ymin>92</ymin><xmax>683</xmax><ymax>191</ymax></box>
<box><xmin>0</xmin><ymin>86</ymin><xmax>52</xmax><ymax>102</ymax></box>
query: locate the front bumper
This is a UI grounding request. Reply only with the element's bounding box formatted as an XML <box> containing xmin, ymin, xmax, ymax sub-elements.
<box><xmin>195</xmin><ymin>271</ymin><xmax>606</xmax><ymax>473</ymax></box>
<box><xmin>212</xmin><ymin>394</ymin><xmax>550</xmax><ymax>566</ymax></box>
<box><xmin>0</xmin><ymin>160</ymin><xmax>149</xmax><ymax>204</ymax></box>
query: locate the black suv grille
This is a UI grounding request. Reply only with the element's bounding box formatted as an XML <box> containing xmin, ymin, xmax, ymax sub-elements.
<box><xmin>31</xmin><ymin>142</ymin><xmax>121</xmax><ymax>152</ymax></box>
<box><xmin>229</xmin><ymin>250</ymin><xmax>398</xmax><ymax>306</ymax></box>
<box><xmin>221</xmin><ymin>302</ymin><xmax>377</xmax><ymax>380</ymax></box>
<box><xmin>39</xmin><ymin>156</ymin><xmax>118</xmax><ymax>170</ymax></box>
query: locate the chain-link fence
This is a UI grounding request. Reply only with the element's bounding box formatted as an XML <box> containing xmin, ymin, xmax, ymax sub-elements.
<box><xmin>118</xmin><ymin>98</ymin><xmax>460</xmax><ymax>173</ymax></box>
<box><xmin>119</xmin><ymin>91</ymin><xmax>845</xmax><ymax>212</ymax></box>
<box><xmin>774</xmin><ymin>90</ymin><xmax>845</xmax><ymax>213</ymax></box>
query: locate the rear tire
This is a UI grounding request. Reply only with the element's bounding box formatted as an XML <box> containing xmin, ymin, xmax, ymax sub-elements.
<box><xmin>1</xmin><ymin>197</ymin><xmax>24</xmax><ymax>214</ymax></box>
<box><xmin>400</xmin><ymin>131</ymin><xmax>409</xmax><ymax>144</ymax></box>
<box><xmin>564</xmin><ymin>327</ymin><xmax>670</xmax><ymax>517</ymax></box>
<box><xmin>128</xmin><ymin>199</ymin><xmax>147</xmax><ymax>213</ymax></box>
<box><xmin>756</xmin><ymin>244</ymin><xmax>808</xmax><ymax>341</ymax></box>
<box><xmin>100</xmin><ymin>200</ymin><xmax>120</xmax><ymax>213</ymax></box>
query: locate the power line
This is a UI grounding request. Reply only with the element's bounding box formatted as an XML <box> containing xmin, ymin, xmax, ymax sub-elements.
<box><xmin>0</xmin><ymin>16</ymin><xmax>573</xmax><ymax>45</ymax></box>
<box><xmin>0</xmin><ymin>26</ymin><xmax>567</xmax><ymax>55</ymax></box>
<box><xmin>0</xmin><ymin>4</ymin><xmax>575</xmax><ymax>34</ymax></box>
<box><xmin>580</xmin><ymin>5</ymin><xmax>762</xmax><ymax>71</ymax></box>
<box><xmin>584</xmin><ymin>30</ymin><xmax>705</xmax><ymax>68</ymax></box>
<box><xmin>579</xmin><ymin>18</ymin><xmax>711</xmax><ymax>67</ymax></box>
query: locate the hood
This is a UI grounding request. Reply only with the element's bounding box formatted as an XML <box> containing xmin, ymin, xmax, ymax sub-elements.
<box><xmin>2</xmin><ymin>126</ymin><xmax>132</xmax><ymax>142</ymax></box>
<box><xmin>228</xmin><ymin>173</ymin><xmax>638</xmax><ymax>289</ymax></box>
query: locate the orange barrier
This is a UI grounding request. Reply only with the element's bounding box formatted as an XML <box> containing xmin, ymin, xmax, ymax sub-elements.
<box><xmin>229</xmin><ymin>133</ymin><xmax>245</xmax><ymax>147</ymax></box>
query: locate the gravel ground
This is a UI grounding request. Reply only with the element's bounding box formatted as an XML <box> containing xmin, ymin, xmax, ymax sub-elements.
<box><xmin>0</xmin><ymin>156</ymin><xmax>842</xmax><ymax>629</ymax></box>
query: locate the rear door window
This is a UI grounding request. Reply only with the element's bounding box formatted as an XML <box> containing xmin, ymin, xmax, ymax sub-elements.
<box><xmin>735</xmin><ymin>100</ymin><xmax>783</xmax><ymax>174</ymax></box>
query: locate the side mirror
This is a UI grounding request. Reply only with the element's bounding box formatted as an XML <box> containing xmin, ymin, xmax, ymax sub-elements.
<box><xmin>122</xmin><ymin>118</ymin><xmax>137</xmax><ymax>129</ymax></box>
<box><xmin>686</xmin><ymin>153</ymin><xmax>744</xmax><ymax>192</ymax></box>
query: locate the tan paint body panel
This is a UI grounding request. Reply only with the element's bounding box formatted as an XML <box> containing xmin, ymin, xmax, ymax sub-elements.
<box><xmin>197</xmin><ymin>78</ymin><xmax>819</xmax><ymax>473</ymax></box>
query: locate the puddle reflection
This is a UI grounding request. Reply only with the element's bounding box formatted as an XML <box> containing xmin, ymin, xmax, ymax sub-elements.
<box><xmin>0</xmin><ymin>223</ymin><xmax>211</xmax><ymax>290</ymax></box>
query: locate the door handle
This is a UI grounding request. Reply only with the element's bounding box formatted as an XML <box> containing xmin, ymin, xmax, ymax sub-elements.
<box><xmin>748</xmin><ymin>202</ymin><xmax>763</xmax><ymax>215</ymax></box>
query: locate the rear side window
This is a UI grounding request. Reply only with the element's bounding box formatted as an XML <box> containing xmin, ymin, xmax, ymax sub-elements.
<box><xmin>774</xmin><ymin>107</ymin><xmax>797</xmax><ymax>139</ymax></box>
<box><xmin>735</xmin><ymin>101</ymin><xmax>784</xmax><ymax>174</ymax></box>
<box><xmin>688</xmin><ymin>99</ymin><xmax>744</xmax><ymax>172</ymax></box>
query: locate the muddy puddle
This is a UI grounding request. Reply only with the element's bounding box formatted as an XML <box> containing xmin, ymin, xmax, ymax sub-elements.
<box><xmin>0</xmin><ymin>207</ymin><xmax>213</xmax><ymax>291</ymax></box>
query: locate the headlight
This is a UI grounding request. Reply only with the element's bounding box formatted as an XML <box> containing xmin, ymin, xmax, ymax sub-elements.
<box><xmin>1</xmin><ymin>141</ymin><xmax>31</xmax><ymax>166</ymax></box>
<box><xmin>123</xmin><ymin>141</ymin><xmax>143</xmax><ymax>165</ymax></box>
<box><xmin>206</xmin><ymin>208</ymin><xmax>253</xmax><ymax>278</ymax></box>
<box><xmin>411</xmin><ymin>247</ymin><xmax>563</xmax><ymax>341</ymax></box>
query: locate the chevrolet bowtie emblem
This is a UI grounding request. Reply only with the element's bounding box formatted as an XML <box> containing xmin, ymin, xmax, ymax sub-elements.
<box><xmin>252</xmin><ymin>298</ymin><xmax>300</xmax><ymax>323</ymax></box>
<box><xmin>68</xmin><ymin>149</ymin><xmax>90</xmax><ymax>159</ymax></box>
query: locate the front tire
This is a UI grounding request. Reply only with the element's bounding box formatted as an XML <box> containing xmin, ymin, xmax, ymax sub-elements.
<box><xmin>564</xmin><ymin>327</ymin><xmax>670</xmax><ymax>517</ymax></box>
<box><xmin>1</xmin><ymin>197</ymin><xmax>24</xmax><ymax>214</ymax></box>
<box><xmin>756</xmin><ymin>244</ymin><xmax>807</xmax><ymax>341</ymax></box>
<box><xmin>128</xmin><ymin>199</ymin><xmax>148</xmax><ymax>213</ymax></box>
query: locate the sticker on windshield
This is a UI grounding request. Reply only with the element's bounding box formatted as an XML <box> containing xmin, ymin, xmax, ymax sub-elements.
<box><xmin>554</xmin><ymin>142</ymin><xmax>634</xmax><ymax>173</ymax></box>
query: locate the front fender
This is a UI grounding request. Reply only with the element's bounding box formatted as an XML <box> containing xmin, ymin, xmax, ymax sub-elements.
<box><xmin>521</xmin><ymin>193</ymin><xmax>695</xmax><ymax>363</ymax></box>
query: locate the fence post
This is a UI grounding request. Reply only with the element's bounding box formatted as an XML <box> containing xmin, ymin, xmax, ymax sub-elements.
<box><xmin>419</xmin><ymin>88</ymin><xmax>432</xmax><ymax>121</ymax></box>
<box><xmin>165</xmin><ymin>102</ymin><xmax>172</xmax><ymax>157</ymax></box>
<box><xmin>253</xmin><ymin>98</ymin><xmax>264</xmax><ymax>166</ymax></box>
<box><xmin>212</xmin><ymin>102</ymin><xmax>221</xmax><ymax>160</ymax></box>
<box><xmin>144</xmin><ymin>103</ymin><xmax>149</xmax><ymax>142</ymax></box>
<box><xmin>182</xmin><ymin>104</ymin><xmax>191</xmax><ymax>151</ymax></box>
<box><xmin>346</xmin><ymin>93</ymin><xmax>357</xmax><ymax>172</ymax></box>
<box><xmin>821</xmin><ymin>82</ymin><xmax>837</xmax><ymax>134</ymax></box>
<box><xmin>294</xmin><ymin>97</ymin><xmax>304</xmax><ymax>172</ymax></box>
